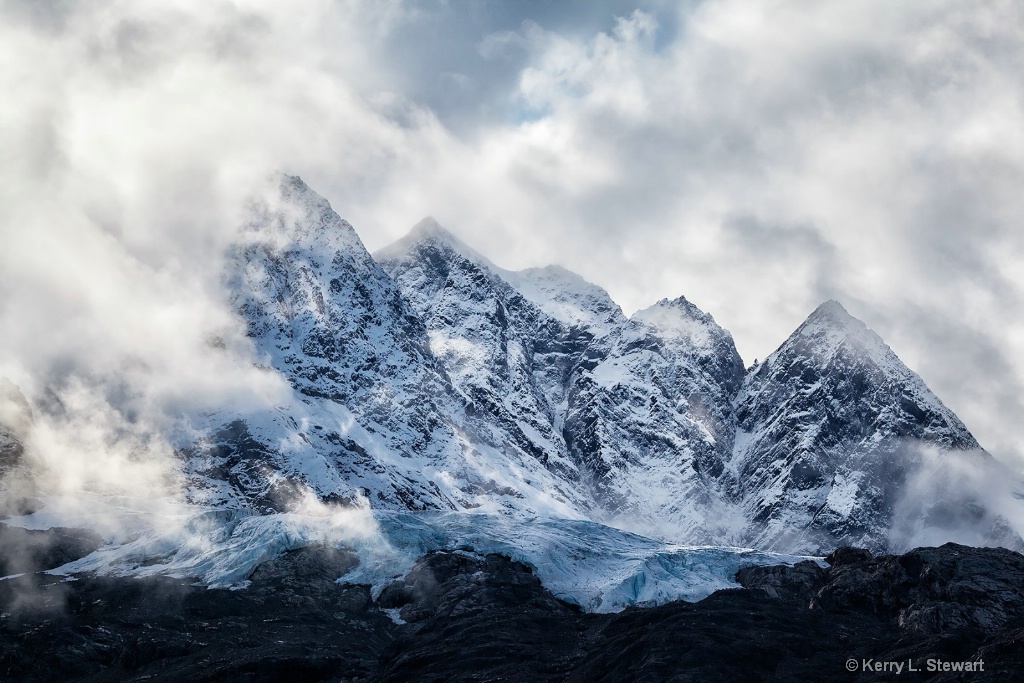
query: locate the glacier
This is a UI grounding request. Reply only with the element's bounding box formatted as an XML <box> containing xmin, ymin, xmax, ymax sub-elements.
<box><xmin>3</xmin><ymin>494</ymin><xmax>818</xmax><ymax>613</ymax></box>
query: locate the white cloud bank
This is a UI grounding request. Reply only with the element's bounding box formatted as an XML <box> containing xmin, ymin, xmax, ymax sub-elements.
<box><xmin>1</xmin><ymin>0</ymin><xmax>1022</xmax><ymax>472</ymax></box>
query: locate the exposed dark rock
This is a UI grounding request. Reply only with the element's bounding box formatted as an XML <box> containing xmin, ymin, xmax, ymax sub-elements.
<box><xmin>0</xmin><ymin>544</ymin><xmax>393</xmax><ymax>683</ymax></box>
<box><xmin>735</xmin><ymin>559</ymin><xmax>828</xmax><ymax>601</ymax></box>
<box><xmin>811</xmin><ymin>543</ymin><xmax>1024</xmax><ymax>635</ymax></box>
<box><xmin>0</xmin><ymin>524</ymin><xmax>103</xmax><ymax>577</ymax></box>
<box><xmin>2</xmin><ymin>543</ymin><xmax>1022</xmax><ymax>681</ymax></box>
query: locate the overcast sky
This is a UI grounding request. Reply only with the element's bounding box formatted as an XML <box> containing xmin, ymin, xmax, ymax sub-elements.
<box><xmin>2</xmin><ymin>0</ymin><xmax>1023</xmax><ymax>470</ymax></box>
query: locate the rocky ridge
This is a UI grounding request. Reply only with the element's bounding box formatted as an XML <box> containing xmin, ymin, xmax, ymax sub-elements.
<box><xmin>6</xmin><ymin>175</ymin><xmax>1021</xmax><ymax>558</ymax></box>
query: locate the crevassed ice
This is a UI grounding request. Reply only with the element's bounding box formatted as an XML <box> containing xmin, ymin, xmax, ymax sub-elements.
<box><xmin>6</xmin><ymin>495</ymin><xmax>819</xmax><ymax>613</ymax></box>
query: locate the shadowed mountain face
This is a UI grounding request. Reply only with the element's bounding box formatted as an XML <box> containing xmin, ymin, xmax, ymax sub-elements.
<box><xmin>730</xmin><ymin>301</ymin><xmax>1002</xmax><ymax>554</ymax></box>
<box><xmin>375</xmin><ymin>218</ymin><xmax>587</xmax><ymax>487</ymax></box>
<box><xmin>2</xmin><ymin>536</ymin><xmax>1023</xmax><ymax>682</ymax></box>
<box><xmin>189</xmin><ymin>178</ymin><xmax>589</xmax><ymax>518</ymax></box>
<box><xmin>179</xmin><ymin>176</ymin><xmax>460</xmax><ymax>512</ymax></box>
<box><xmin>33</xmin><ymin>175</ymin><xmax>1016</xmax><ymax>555</ymax></box>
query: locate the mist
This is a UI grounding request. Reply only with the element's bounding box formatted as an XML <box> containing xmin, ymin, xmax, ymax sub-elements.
<box><xmin>889</xmin><ymin>444</ymin><xmax>1024</xmax><ymax>552</ymax></box>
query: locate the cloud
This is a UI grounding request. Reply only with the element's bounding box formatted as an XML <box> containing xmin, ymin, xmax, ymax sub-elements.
<box><xmin>325</xmin><ymin>1</ymin><xmax>1024</xmax><ymax>469</ymax></box>
<box><xmin>889</xmin><ymin>443</ymin><xmax>1024</xmax><ymax>552</ymax></box>
<box><xmin>1</xmin><ymin>0</ymin><xmax>1022</xmax><ymax>477</ymax></box>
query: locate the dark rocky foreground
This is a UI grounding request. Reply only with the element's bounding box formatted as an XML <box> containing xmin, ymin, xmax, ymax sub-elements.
<box><xmin>1</xmin><ymin>528</ymin><xmax>1023</xmax><ymax>682</ymax></box>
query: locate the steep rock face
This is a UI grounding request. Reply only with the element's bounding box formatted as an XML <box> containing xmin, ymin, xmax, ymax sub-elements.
<box><xmin>731</xmin><ymin>301</ymin><xmax>994</xmax><ymax>553</ymax></box>
<box><xmin>229</xmin><ymin>178</ymin><xmax>445</xmax><ymax>428</ymax></box>
<box><xmin>560</xmin><ymin>297</ymin><xmax>746</xmax><ymax>540</ymax></box>
<box><xmin>378</xmin><ymin>221</ymin><xmax>747</xmax><ymax>542</ymax></box>
<box><xmin>190</xmin><ymin>177</ymin><xmax>461</xmax><ymax>512</ymax></box>
<box><xmin>375</xmin><ymin>220</ymin><xmax>583</xmax><ymax>482</ymax></box>
<box><xmin>190</xmin><ymin>179</ymin><xmax>587</xmax><ymax>517</ymax></box>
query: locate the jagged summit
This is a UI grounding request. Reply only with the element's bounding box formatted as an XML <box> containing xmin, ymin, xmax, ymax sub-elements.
<box><xmin>241</xmin><ymin>174</ymin><xmax>365</xmax><ymax>257</ymax></box>
<box><xmin>778</xmin><ymin>299</ymin><xmax>906</xmax><ymax>372</ymax></box>
<box><xmin>808</xmin><ymin>298</ymin><xmax>852</xmax><ymax>321</ymax></box>
<box><xmin>408</xmin><ymin>215</ymin><xmax>448</xmax><ymax>239</ymax></box>
<box><xmin>633</xmin><ymin>296</ymin><xmax>726</xmax><ymax>343</ymax></box>
<box><xmin>501</xmin><ymin>264</ymin><xmax>626</xmax><ymax>334</ymax></box>
<box><xmin>374</xmin><ymin>216</ymin><xmax>492</xmax><ymax>270</ymax></box>
<box><xmin>379</xmin><ymin>219</ymin><xmax>626</xmax><ymax>335</ymax></box>
<box><xmin>799</xmin><ymin>299</ymin><xmax>871</xmax><ymax>337</ymax></box>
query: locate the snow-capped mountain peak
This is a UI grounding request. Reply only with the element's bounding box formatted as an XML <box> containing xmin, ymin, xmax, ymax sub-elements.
<box><xmin>807</xmin><ymin>298</ymin><xmax>854</xmax><ymax>322</ymax></box>
<box><xmin>374</xmin><ymin>216</ymin><xmax>494</xmax><ymax>271</ymax></box>
<box><xmin>407</xmin><ymin>215</ymin><xmax>451</xmax><ymax>240</ymax></box>
<box><xmin>730</xmin><ymin>299</ymin><xmax>994</xmax><ymax>553</ymax></box>
<box><xmin>783</xmin><ymin>299</ymin><xmax>895</xmax><ymax>366</ymax></box>
<box><xmin>245</xmin><ymin>175</ymin><xmax>361</xmax><ymax>249</ymax></box>
<box><xmin>633</xmin><ymin>296</ymin><xmax>729</xmax><ymax>349</ymax></box>
<box><xmin>181</xmin><ymin>179</ymin><xmax>1023</xmax><ymax>555</ymax></box>
<box><xmin>501</xmin><ymin>264</ymin><xmax>626</xmax><ymax>336</ymax></box>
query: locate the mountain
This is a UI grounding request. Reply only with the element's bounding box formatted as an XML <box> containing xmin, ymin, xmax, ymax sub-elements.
<box><xmin>183</xmin><ymin>177</ymin><xmax>1019</xmax><ymax>553</ymax></box>
<box><xmin>730</xmin><ymin>300</ymin><xmax>1014</xmax><ymax>553</ymax></box>
<box><xmin>185</xmin><ymin>178</ymin><xmax>587</xmax><ymax>518</ymax></box>
<box><xmin>377</xmin><ymin>224</ymin><xmax>747</xmax><ymax>541</ymax></box>
<box><xmin>6</xmin><ymin>175</ymin><xmax>997</xmax><ymax>557</ymax></box>
<box><xmin>556</xmin><ymin>296</ymin><xmax>745</xmax><ymax>540</ymax></box>
<box><xmin>375</xmin><ymin>218</ymin><xmax>584</xmax><ymax>486</ymax></box>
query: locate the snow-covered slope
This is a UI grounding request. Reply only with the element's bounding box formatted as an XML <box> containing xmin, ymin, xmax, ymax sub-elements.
<box><xmin>186</xmin><ymin>179</ymin><xmax>587</xmax><ymax>519</ymax></box>
<box><xmin>377</xmin><ymin>221</ymin><xmax>747</xmax><ymax>542</ymax></box>
<box><xmin>375</xmin><ymin>219</ymin><xmax>583</xmax><ymax>484</ymax></box>
<box><xmin>555</xmin><ymin>296</ymin><xmax>746</xmax><ymax>541</ymax></box>
<box><xmin>501</xmin><ymin>264</ymin><xmax>627</xmax><ymax>338</ymax></box>
<box><xmin>729</xmin><ymin>300</ymin><xmax>1012</xmax><ymax>554</ymax></box>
